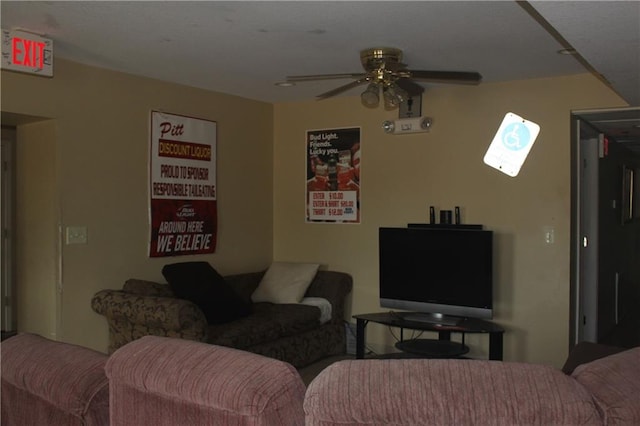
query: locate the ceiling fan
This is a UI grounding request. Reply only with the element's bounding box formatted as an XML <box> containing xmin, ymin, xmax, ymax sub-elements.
<box><xmin>286</xmin><ymin>47</ymin><xmax>482</xmax><ymax>109</ymax></box>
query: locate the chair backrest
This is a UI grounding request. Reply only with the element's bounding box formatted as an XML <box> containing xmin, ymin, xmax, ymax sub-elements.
<box><xmin>571</xmin><ymin>346</ymin><xmax>640</xmax><ymax>424</ymax></box>
<box><xmin>106</xmin><ymin>335</ymin><xmax>306</xmax><ymax>426</ymax></box>
<box><xmin>1</xmin><ymin>333</ymin><xmax>109</xmax><ymax>426</ymax></box>
<box><xmin>304</xmin><ymin>358</ymin><xmax>601</xmax><ymax>426</ymax></box>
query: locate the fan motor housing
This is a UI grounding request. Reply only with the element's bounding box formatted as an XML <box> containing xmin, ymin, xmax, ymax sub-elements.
<box><xmin>360</xmin><ymin>47</ymin><xmax>403</xmax><ymax>71</ymax></box>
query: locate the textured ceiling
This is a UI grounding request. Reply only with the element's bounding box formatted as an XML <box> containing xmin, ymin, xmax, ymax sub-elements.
<box><xmin>0</xmin><ymin>1</ymin><xmax>601</xmax><ymax>103</ymax></box>
<box><xmin>2</xmin><ymin>1</ymin><xmax>639</xmax><ymax>148</ymax></box>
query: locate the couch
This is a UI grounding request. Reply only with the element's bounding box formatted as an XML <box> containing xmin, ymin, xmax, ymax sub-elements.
<box><xmin>304</xmin><ymin>345</ymin><xmax>640</xmax><ymax>425</ymax></box>
<box><xmin>91</xmin><ymin>268</ymin><xmax>352</xmax><ymax>368</ymax></box>
<box><xmin>1</xmin><ymin>333</ymin><xmax>110</xmax><ymax>426</ymax></box>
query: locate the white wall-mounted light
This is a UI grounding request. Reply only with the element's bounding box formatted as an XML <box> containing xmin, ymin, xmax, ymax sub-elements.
<box><xmin>382</xmin><ymin>116</ymin><xmax>433</xmax><ymax>134</ymax></box>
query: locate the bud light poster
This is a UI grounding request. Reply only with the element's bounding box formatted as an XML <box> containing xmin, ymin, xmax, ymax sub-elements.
<box><xmin>149</xmin><ymin>111</ymin><xmax>217</xmax><ymax>257</ymax></box>
<box><xmin>306</xmin><ymin>127</ymin><xmax>360</xmax><ymax>223</ymax></box>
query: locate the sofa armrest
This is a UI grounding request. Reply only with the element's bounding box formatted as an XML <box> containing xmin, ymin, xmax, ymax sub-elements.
<box><xmin>92</xmin><ymin>289</ymin><xmax>207</xmax><ymax>332</ymax></box>
<box><xmin>122</xmin><ymin>279</ymin><xmax>174</xmax><ymax>297</ymax></box>
<box><xmin>91</xmin><ymin>290</ymin><xmax>208</xmax><ymax>344</ymax></box>
<box><xmin>305</xmin><ymin>271</ymin><xmax>353</xmax><ymax>322</ymax></box>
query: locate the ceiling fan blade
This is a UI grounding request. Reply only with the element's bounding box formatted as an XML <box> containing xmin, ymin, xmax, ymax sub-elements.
<box><xmin>404</xmin><ymin>70</ymin><xmax>482</xmax><ymax>84</ymax></box>
<box><xmin>287</xmin><ymin>73</ymin><xmax>366</xmax><ymax>82</ymax></box>
<box><xmin>395</xmin><ymin>78</ymin><xmax>425</xmax><ymax>96</ymax></box>
<box><xmin>317</xmin><ymin>78</ymin><xmax>370</xmax><ymax>99</ymax></box>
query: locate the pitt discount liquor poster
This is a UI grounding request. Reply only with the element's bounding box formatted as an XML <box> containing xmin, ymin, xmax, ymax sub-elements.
<box><xmin>306</xmin><ymin>127</ymin><xmax>360</xmax><ymax>223</ymax></box>
<box><xmin>149</xmin><ymin>111</ymin><xmax>217</xmax><ymax>257</ymax></box>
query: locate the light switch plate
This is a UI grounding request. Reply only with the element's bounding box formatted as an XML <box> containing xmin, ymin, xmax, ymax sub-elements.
<box><xmin>66</xmin><ymin>226</ymin><xmax>88</xmax><ymax>244</ymax></box>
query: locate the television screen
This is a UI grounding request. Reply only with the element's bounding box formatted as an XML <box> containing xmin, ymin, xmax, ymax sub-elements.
<box><xmin>379</xmin><ymin>227</ymin><xmax>493</xmax><ymax>322</ymax></box>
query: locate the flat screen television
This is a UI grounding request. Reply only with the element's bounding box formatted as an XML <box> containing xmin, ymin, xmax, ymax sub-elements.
<box><xmin>379</xmin><ymin>226</ymin><xmax>493</xmax><ymax>324</ymax></box>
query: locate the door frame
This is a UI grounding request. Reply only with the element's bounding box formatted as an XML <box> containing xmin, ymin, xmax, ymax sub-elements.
<box><xmin>570</xmin><ymin>106</ymin><xmax>640</xmax><ymax>348</ymax></box>
<box><xmin>1</xmin><ymin>126</ymin><xmax>17</xmax><ymax>332</ymax></box>
<box><xmin>570</xmin><ymin>117</ymin><xmax>600</xmax><ymax>345</ymax></box>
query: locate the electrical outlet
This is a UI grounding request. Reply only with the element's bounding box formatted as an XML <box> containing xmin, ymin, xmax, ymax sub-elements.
<box><xmin>66</xmin><ymin>226</ymin><xmax>88</xmax><ymax>244</ymax></box>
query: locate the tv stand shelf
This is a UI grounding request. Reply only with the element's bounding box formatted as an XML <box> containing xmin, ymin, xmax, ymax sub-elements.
<box><xmin>352</xmin><ymin>312</ymin><xmax>505</xmax><ymax>360</ymax></box>
<box><xmin>395</xmin><ymin>339</ymin><xmax>470</xmax><ymax>358</ymax></box>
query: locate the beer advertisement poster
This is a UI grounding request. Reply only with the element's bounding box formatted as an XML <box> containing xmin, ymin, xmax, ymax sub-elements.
<box><xmin>306</xmin><ymin>127</ymin><xmax>361</xmax><ymax>223</ymax></box>
<box><xmin>149</xmin><ymin>111</ymin><xmax>217</xmax><ymax>257</ymax></box>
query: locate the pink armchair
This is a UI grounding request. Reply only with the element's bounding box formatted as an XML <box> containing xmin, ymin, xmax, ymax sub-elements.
<box><xmin>106</xmin><ymin>335</ymin><xmax>306</xmax><ymax>426</ymax></box>
<box><xmin>1</xmin><ymin>333</ymin><xmax>109</xmax><ymax>426</ymax></box>
<box><xmin>304</xmin><ymin>347</ymin><xmax>640</xmax><ymax>425</ymax></box>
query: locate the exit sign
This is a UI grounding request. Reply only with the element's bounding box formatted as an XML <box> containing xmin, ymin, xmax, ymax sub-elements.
<box><xmin>1</xmin><ymin>29</ymin><xmax>53</xmax><ymax>77</ymax></box>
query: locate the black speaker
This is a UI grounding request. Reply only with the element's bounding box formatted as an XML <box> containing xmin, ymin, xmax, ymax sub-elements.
<box><xmin>440</xmin><ymin>210</ymin><xmax>452</xmax><ymax>224</ymax></box>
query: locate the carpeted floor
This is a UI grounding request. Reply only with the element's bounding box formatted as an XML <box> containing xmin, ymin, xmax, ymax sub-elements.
<box><xmin>298</xmin><ymin>354</ymin><xmax>353</xmax><ymax>385</ymax></box>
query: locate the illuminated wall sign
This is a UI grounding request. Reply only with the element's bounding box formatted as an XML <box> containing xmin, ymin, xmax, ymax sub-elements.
<box><xmin>484</xmin><ymin>112</ymin><xmax>540</xmax><ymax>177</ymax></box>
<box><xmin>1</xmin><ymin>29</ymin><xmax>53</xmax><ymax>77</ymax></box>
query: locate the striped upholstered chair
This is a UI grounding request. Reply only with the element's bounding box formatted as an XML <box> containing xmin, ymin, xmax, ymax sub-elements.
<box><xmin>1</xmin><ymin>333</ymin><xmax>110</xmax><ymax>426</ymax></box>
<box><xmin>106</xmin><ymin>335</ymin><xmax>306</xmax><ymax>426</ymax></box>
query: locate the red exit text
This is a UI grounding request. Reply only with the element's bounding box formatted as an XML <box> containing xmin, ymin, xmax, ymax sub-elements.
<box><xmin>12</xmin><ymin>36</ymin><xmax>46</xmax><ymax>69</ymax></box>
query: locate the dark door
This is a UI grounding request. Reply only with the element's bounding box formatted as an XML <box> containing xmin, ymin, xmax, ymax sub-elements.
<box><xmin>572</xmin><ymin>110</ymin><xmax>640</xmax><ymax>349</ymax></box>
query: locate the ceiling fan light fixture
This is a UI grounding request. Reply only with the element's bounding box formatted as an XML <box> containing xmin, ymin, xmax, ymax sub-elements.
<box><xmin>382</xmin><ymin>83</ymin><xmax>407</xmax><ymax>109</ymax></box>
<box><xmin>361</xmin><ymin>82</ymin><xmax>380</xmax><ymax>108</ymax></box>
<box><xmin>392</xmin><ymin>83</ymin><xmax>409</xmax><ymax>104</ymax></box>
<box><xmin>286</xmin><ymin>47</ymin><xmax>481</xmax><ymax>108</ymax></box>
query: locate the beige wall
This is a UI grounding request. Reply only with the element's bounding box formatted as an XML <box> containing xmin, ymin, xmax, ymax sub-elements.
<box><xmin>273</xmin><ymin>74</ymin><xmax>626</xmax><ymax>367</ymax></box>
<box><xmin>16</xmin><ymin>120</ymin><xmax>59</xmax><ymax>339</ymax></box>
<box><xmin>2</xmin><ymin>58</ymin><xmax>628</xmax><ymax>367</ymax></box>
<box><xmin>2</xmin><ymin>59</ymin><xmax>274</xmax><ymax>352</ymax></box>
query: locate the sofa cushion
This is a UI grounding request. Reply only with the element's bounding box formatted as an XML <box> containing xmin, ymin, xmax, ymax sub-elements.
<box><xmin>162</xmin><ymin>261</ymin><xmax>252</xmax><ymax>324</ymax></box>
<box><xmin>207</xmin><ymin>302</ymin><xmax>321</xmax><ymax>349</ymax></box>
<box><xmin>572</xmin><ymin>346</ymin><xmax>640</xmax><ymax>425</ymax></box>
<box><xmin>251</xmin><ymin>262</ymin><xmax>320</xmax><ymax>304</ymax></box>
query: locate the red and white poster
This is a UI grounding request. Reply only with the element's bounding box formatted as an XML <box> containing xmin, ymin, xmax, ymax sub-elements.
<box><xmin>149</xmin><ymin>111</ymin><xmax>217</xmax><ymax>257</ymax></box>
<box><xmin>306</xmin><ymin>127</ymin><xmax>361</xmax><ymax>223</ymax></box>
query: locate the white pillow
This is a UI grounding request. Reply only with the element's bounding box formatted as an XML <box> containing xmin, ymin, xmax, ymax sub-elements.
<box><xmin>251</xmin><ymin>262</ymin><xmax>320</xmax><ymax>304</ymax></box>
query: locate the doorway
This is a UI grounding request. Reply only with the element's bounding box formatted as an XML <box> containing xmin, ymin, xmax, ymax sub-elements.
<box><xmin>1</xmin><ymin>126</ymin><xmax>17</xmax><ymax>338</ymax></box>
<box><xmin>571</xmin><ymin>107</ymin><xmax>640</xmax><ymax>348</ymax></box>
<box><xmin>1</xmin><ymin>115</ymin><xmax>61</xmax><ymax>341</ymax></box>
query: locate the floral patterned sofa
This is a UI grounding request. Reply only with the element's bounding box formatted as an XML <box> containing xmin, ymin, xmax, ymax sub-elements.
<box><xmin>91</xmin><ymin>269</ymin><xmax>352</xmax><ymax>368</ymax></box>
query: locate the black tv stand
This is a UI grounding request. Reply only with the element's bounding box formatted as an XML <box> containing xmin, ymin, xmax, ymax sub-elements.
<box><xmin>408</xmin><ymin>223</ymin><xmax>483</xmax><ymax>230</ymax></box>
<box><xmin>353</xmin><ymin>312</ymin><xmax>505</xmax><ymax>360</ymax></box>
<box><xmin>395</xmin><ymin>338</ymin><xmax>470</xmax><ymax>358</ymax></box>
<box><xmin>401</xmin><ymin>312</ymin><xmax>460</xmax><ymax>327</ymax></box>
